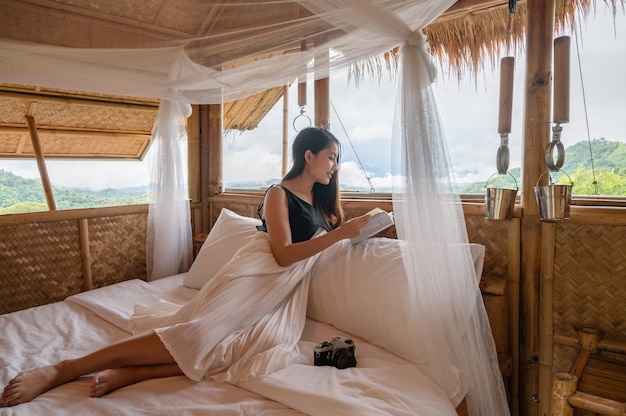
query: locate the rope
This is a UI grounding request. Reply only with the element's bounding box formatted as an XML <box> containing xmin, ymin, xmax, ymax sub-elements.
<box><xmin>574</xmin><ymin>16</ymin><xmax>599</xmax><ymax>195</ymax></box>
<box><xmin>330</xmin><ymin>99</ymin><xmax>376</xmax><ymax>192</ymax></box>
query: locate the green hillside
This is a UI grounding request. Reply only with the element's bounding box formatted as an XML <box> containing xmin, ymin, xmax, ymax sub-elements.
<box><xmin>0</xmin><ymin>169</ymin><xmax>151</xmax><ymax>214</ymax></box>
<box><xmin>460</xmin><ymin>139</ymin><xmax>626</xmax><ymax>196</ymax></box>
<box><xmin>1</xmin><ymin>138</ymin><xmax>624</xmax><ymax>215</ymax></box>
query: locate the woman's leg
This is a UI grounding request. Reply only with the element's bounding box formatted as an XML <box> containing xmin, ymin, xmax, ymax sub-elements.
<box><xmin>89</xmin><ymin>364</ymin><xmax>183</xmax><ymax>398</ymax></box>
<box><xmin>1</xmin><ymin>332</ymin><xmax>179</xmax><ymax>407</ymax></box>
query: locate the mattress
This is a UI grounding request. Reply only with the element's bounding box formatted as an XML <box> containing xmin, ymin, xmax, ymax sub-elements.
<box><xmin>0</xmin><ymin>273</ymin><xmax>457</xmax><ymax>416</ymax></box>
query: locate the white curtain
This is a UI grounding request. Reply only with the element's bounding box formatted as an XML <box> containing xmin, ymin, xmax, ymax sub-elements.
<box><xmin>391</xmin><ymin>35</ymin><xmax>511</xmax><ymax>415</ymax></box>
<box><xmin>0</xmin><ymin>1</ymin><xmax>511</xmax><ymax>413</ymax></box>
<box><xmin>147</xmin><ymin>101</ymin><xmax>193</xmax><ymax>280</ymax></box>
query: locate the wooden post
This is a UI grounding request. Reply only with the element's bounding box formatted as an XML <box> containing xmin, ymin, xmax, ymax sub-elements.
<box><xmin>78</xmin><ymin>218</ymin><xmax>93</xmax><ymax>291</ymax></box>
<box><xmin>187</xmin><ymin>105</ymin><xmax>202</xmax><ymax>237</ymax></box>
<box><xmin>25</xmin><ymin>115</ymin><xmax>57</xmax><ymax>211</ymax></box>
<box><xmin>520</xmin><ymin>0</ymin><xmax>556</xmax><ymax>414</ymax></box>
<box><xmin>199</xmin><ymin>105</ymin><xmax>211</xmax><ymax>234</ymax></box>
<box><xmin>539</xmin><ymin>222</ymin><xmax>556</xmax><ymax>416</ymax></box>
<box><xmin>549</xmin><ymin>373</ymin><xmax>577</xmax><ymax>416</ymax></box>
<box><xmin>207</xmin><ymin>103</ymin><xmax>223</xmax><ymax>198</ymax></box>
<box><xmin>508</xmin><ymin>217</ymin><xmax>522</xmax><ymax>416</ymax></box>
<box><xmin>282</xmin><ymin>85</ymin><xmax>289</xmax><ymax>177</ymax></box>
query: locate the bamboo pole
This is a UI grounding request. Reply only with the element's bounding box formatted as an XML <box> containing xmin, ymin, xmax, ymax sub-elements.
<box><xmin>298</xmin><ymin>78</ymin><xmax>307</xmax><ymax>108</ymax></box>
<box><xmin>539</xmin><ymin>222</ymin><xmax>556</xmax><ymax>416</ymax></box>
<box><xmin>498</xmin><ymin>56</ymin><xmax>515</xmax><ymax>134</ymax></box>
<box><xmin>569</xmin><ymin>328</ymin><xmax>601</xmax><ymax>379</ymax></box>
<box><xmin>314</xmin><ymin>41</ymin><xmax>330</xmax><ymax>129</ymax></box>
<box><xmin>0</xmin><ymin>204</ymin><xmax>148</xmax><ymax>227</ymax></box>
<box><xmin>207</xmin><ymin>103</ymin><xmax>223</xmax><ymax>197</ymax></box>
<box><xmin>282</xmin><ymin>85</ymin><xmax>289</xmax><ymax>177</ymax></box>
<box><xmin>199</xmin><ymin>105</ymin><xmax>211</xmax><ymax>233</ymax></box>
<box><xmin>549</xmin><ymin>372</ymin><xmax>577</xmax><ymax>416</ymax></box>
<box><xmin>568</xmin><ymin>392</ymin><xmax>626</xmax><ymax>416</ymax></box>
<box><xmin>508</xmin><ymin>217</ymin><xmax>521</xmax><ymax>416</ymax></box>
<box><xmin>553</xmin><ymin>36</ymin><xmax>570</xmax><ymax>124</ymax></box>
<box><xmin>25</xmin><ymin>115</ymin><xmax>57</xmax><ymax>211</ymax></box>
<box><xmin>207</xmin><ymin>103</ymin><xmax>223</xmax><ymax>229</ymax></box>
<box><xmin>520</xmin><ymin>1</ymin><xmax>556</xmax><ymax>414</ymax></box>
<box><xmin>0</xmin><ymin>90</ymin><xmax>158</xmax><ymax>110</ymax></box>
<box><xmin>78</xmin><ymin>218</ymin><xmax>93</xmax><ymax>291</ymax></box>
<box><xmin>314</xmin><ymin>77</ymin><xmax>330</xmax><ymax>129</ymax></box>
<box><xmin>187</xmin><ymin>105</ymin><xmax>202</xmax><ymax>239</ymax></box>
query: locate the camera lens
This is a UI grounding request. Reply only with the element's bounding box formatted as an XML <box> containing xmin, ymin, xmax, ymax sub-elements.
<box><xmin>333</xmin><ymin>349</ymin><xmax>356</xmax><ymax>369</ymax></box>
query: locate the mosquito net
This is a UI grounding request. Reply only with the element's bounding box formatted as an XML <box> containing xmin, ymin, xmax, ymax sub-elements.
<box><xmin>0</xmin><ymin>2</ymin><xmax>510</xmax><ymax>414</ymax></box>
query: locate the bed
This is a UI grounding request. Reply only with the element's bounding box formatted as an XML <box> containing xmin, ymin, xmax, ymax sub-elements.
<box><xmin>0</xmin><ymin>209</ymin><xmax>486</xmax><ymax>416</ymax></box>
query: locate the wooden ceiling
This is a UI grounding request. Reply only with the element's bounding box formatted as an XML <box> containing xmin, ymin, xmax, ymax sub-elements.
<box><xmin>0</xmin><ymin>0</ymin><xmax>520</xmax><ymax>160</ymax></box>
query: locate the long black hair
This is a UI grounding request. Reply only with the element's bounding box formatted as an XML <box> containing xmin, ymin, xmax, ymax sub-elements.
<box><xmin>283</xmin><ymin>127</ymin><xmax>344</xmax><ymax>228</ymax></box>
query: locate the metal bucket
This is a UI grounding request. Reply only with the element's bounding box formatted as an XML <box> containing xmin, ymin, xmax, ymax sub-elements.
<box><xmin>484</xmin><ymin>172</ymin><xmax>518</xmax><ymax>220</ymax></box>
<box><xmin>533</xmin><ymin>170</ymin><xmax>573</xmax><ymax>222</ymax></box>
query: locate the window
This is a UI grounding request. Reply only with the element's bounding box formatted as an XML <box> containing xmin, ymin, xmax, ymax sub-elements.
<box><xmin>225</xmin><ymin>10</ymin><xmax>626</xmax><ymax>198</ymax></box>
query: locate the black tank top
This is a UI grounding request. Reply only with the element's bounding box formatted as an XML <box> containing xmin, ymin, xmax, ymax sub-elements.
<box><xmin>257</xmin><ymin>185</ymin><xmax>331</xmax><ymax>243</ymax></box>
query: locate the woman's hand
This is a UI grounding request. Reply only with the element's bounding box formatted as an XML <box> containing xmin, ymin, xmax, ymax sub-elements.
<box><xmin>336</xmin><ymin>214</ymin><xmax>370</xmax><ymax>240</ymax></box>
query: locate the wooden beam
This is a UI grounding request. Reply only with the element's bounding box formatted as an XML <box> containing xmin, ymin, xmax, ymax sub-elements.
<box><xmin>2</xmin><ymin>126</ymin><xmax>152</xmax><ymax>138</ymax></box>
<box><xmin>0</xmin><ymin>90</ymin><xmax>158</xmax><ymax>110</ymax></box>
<box><xmin>25</xmin><ymin>115</ymin><xmax>57</xmax><ymax>211</ymax></box>
<box><xmin>437</xmin><ymin>0</ymin><xmax>527</xmax><ymax>22</ymax></box>
<box><xmin>0</xmin><ymin>204</ymin><xmax>148</xmax><ymax>227</ymax></box>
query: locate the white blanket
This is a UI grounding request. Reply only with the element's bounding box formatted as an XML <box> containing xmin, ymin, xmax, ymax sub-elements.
<box><xmin>8</xmin><ymin>274</ymin><xmax>458</xmax><ymax>415</ymax></box>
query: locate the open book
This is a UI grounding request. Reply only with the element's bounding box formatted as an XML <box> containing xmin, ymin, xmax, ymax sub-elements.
<box><xmin>350</xmin><ymin>207</ymin><xmax>395</xmax><ymax>245</ymax></box>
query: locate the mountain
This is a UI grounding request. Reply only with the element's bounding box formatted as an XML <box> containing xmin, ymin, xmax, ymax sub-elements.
<box><xmin>1</xmin><ymin>138</ymin><xmax>624</xmax><ymax>214</ymax></box>
<box><xmin>459</xmin><ymin>139</ymin><xmax>626</xmax><ymax>196</ymax></box>
<box><xmin>0</xmin><ymin>169</ymin><xmax>151</xmax><ymax>214</ymax></box>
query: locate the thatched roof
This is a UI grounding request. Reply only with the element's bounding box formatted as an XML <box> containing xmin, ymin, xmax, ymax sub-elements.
<box><xmin>0</xmin><ymin>0</ymin><xmax>621</xmax><ymax>160</ymax></box>
<box><xmin>425</xmin><ymin>0</ymin><xmax>623</xmax><ymax>79</ymax></box>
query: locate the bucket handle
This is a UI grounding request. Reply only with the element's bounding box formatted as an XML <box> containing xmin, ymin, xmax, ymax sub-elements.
<box><xmin>485</xmin><ymin>171</ymin><xmax>519</xmax><ymax>190</ymax></box>
<box><xmin>535</xmin><ymin>169</ymin><xmax>573</xmax><ymax>187</ymax></box>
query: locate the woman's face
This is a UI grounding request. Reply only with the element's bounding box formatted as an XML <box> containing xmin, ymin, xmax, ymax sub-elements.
<box><xmin>308</xmin><ymin>142</ymin><xmax>339</xmax><ymax>185</ymax></box>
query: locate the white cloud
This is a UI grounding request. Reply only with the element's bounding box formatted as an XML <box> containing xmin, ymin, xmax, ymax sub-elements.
<box><xmin>224</xmin><ymin>144</ymin><xmax>282</xmax><ymax>183</ymax></box>
<box><xmin>1</xmin><ymin>159</ymin><xmax>150</xmax><ymax>190</ymax></box>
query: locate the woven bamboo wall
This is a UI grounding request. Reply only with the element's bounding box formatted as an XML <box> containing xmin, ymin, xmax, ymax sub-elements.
<box><xmin>0</xmin><ymin>220</ymin><xmax>84</xmax><ymax>313</ymax></box>
<box><xmin>88</xmin><ymin>214</ymin><xmax>147</xmax><ymax>288</ymax></box>
<box><xmin>0</xmin><ymin>207</ymin><xmax>148</xmax><ymax>314</ymax></box>
<box><xmin>552</xmin><ymin>223</ymin><xmax>626</xmax><ymax>373</ymax></box>
<box><xmin>465</xmin><ymin>214</ymin><xmax>511</xmax><ymax>279</ymax></box>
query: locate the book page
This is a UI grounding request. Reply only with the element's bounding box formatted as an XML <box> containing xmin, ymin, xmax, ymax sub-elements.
<box><xmin>351</xmin><ymin>209</ymin><xmax>394</xmax><ymax>245</ymax></box>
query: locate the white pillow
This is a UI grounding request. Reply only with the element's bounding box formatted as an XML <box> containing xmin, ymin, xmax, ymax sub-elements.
<box><xmin>183</xmin><ymin>208</ymin><xmax>261</xmax><ymax>289</ymax></box>
<box><xmin>306</xmin><ymin>238</ymin><xmax>486</xmax><ymax>364</ymax></box>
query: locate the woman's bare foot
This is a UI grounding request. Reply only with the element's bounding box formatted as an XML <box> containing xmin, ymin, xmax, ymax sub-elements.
<box><xmin>89</xmin><ymin>364</ymin><xmax>183</xmax><ymax>398</ymax></box>
<box><xmin>90</xmin><ymin>368</ymin><xmax>136</xmax><ymax>398</ymax></box>
<box><xmin>1</xmin><ymin>365</ymin><xmax>60</xmax><ymax>407</ymax></box>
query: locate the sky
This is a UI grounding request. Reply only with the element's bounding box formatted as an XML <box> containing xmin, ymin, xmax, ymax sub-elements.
<box><xmin>1</xmin><ymin>6</ymin><xmax>624</xmax><ymax>192</ymax></box>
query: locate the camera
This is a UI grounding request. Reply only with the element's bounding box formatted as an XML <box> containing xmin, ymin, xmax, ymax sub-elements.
<box><xmin>313</xmin><ymin>336</ymin><xmax>356</xmax><ymax>369</ymax></box>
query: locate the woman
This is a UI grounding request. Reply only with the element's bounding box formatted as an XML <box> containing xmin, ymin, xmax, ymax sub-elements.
<box><xmin>1</xmin><ymin>127</ymin><xmax>369</xmax><ymax>407</ymax></box>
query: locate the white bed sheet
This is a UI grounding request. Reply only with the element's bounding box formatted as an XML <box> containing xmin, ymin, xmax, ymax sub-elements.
<box><xmin>0</xmin><ymin>274</ymin><xmax>456</xmax><ymax>416</ymax></box>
